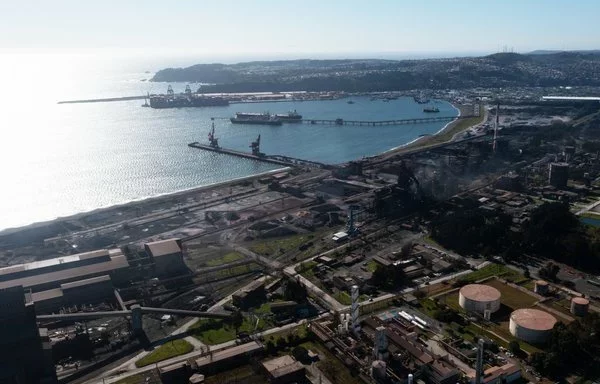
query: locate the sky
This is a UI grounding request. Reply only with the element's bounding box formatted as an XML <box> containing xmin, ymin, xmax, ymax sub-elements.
<box><xmin>0</xmin><ymin>0</ymin><xmax>598</xmax><ymax>58</ymax></box>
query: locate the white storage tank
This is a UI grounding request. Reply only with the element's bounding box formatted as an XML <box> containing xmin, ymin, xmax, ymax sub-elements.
<box><xmin>509</xmin><ymin>308</ymin><xmax>557</xmax><ymax>344</ymax></box>
<box><xmin>570</xmin><ymin>297</ymin><xmax>589</xmax><ymax>316</ymax></box>
<box><xmin>459</xmin><ymin>284</ymin><xmax>501</xmax><ymax>314</ymax></box>
<box><xmin>534</xmin><ymin>280</ymin><xmax>549</xmax><ymax>295</ymax></box>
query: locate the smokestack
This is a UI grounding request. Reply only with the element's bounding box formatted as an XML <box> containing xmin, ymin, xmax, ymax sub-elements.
<box><xmin>492</xmin><ymin>104</ymin><xmax>499</xmax><ymax>153</ymax></box>
<box><xmin>351</xmin><ymin>285</ymin><xmax>360</xmax><ymax>333</ymax></box>
<box><xmin>475</xmin><ymin>338</ymin><xmax>485</xmax><ymax>384</ymax></box>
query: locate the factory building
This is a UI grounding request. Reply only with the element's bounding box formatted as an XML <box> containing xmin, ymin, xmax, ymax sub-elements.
<box><xmin>570</xmin><ymin>297</ymin><xmax>590</xmax><ymax>316</ymax></box>
<box><xmin>0</xmin><ymin>287</ymin><xmax>57</xmax><ymax>384</ymax></box>
<box><xmin>232</xmin><ymin>280</ymin><xmax>266</xmax><ymax>309</ymax></box>
<box><xmin>261</xmin><ymin>355</ymin><xmax>306</xmax><ymax>384</ymax></box>
<box><xmin>31</xmin><ymin>275</ymin><xmax>115</xmax><ymax>314</ymax></box>
<box><xmin>0</xmin><ymin>248</ymin><xmax>129</xmax><ymax>293</ymax></box>
<box><xmin>509</xmin><ymin>309</ymin><xmax>557</xmax><ymax>344</ymax></box>
<box><xmin>459</xmin><ymin>284</ymin><xmax>501</xmax><ymax>315</ymax></box>
<box><xmin>145</xmin><ymin>238</ymin><xmax>188</xmax><ymax>277</ymax></box>
<box><xmin>468</xmin><ymin>363</ymin><xmax>521</xmax><ymax>384</ymax></box>
<box><xmin>549</xmin><ymin>162</ymin><xmax>569</xmax><ymax>188</ymax></box>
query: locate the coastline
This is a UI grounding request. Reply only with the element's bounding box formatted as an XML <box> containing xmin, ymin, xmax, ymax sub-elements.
<box><xmin>1</xmin><ymin>99</ymin><xmax>474</xmax><ymax>238</ymax></box>
<box><xmin>381</xmin><ymin>102</ymin><xmax>485</xmax><ymax>158</ymax></box>
<box><xmin>0</xmin><ymin>167</ymin><xmax>289</xmax><ymax>236</ymax></box>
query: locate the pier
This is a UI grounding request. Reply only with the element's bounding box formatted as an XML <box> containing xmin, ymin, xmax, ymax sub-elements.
<box><xmin>212</xmin><ymin>115</ymin><xmax>460</xmax><ymax>126</ymax></box>
<box><xmin>302</xmin><ymin>115</ymin><xmax>457</xmax><ymax>126</ymax></box>
<box><xmin>187</xmin><ymin>142</ymin><xmax>330</xmax><ymax>169</ymax></box>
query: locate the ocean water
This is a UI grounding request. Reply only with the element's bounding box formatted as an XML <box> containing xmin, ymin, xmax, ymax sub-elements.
<box><xmin>0</xmin><ymin>53</ymin><xmax>457</xmax><ymax>231</ymax></box>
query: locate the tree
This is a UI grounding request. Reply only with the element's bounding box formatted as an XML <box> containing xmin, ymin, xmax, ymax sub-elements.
<box><xmin>539</xmin><ymin>262</ymin><xmax>560</xmax><ymax>282</ymax></box>
<box><xmin>291</xmin><ymin>346</ymin><xmax>309</xmax><ymax>363</ymax></box>
<box><xmin>508</xmin><ymin>340</ymin><xmax>521</xmax><ymax>354</ymax></box>
<box><xmin>265</xmin><ymin>339</ymin><xmax>276</xmax><ymax>354</ymax></box>
<box><xmin>231</xmin><ymin>311</ymin><xmax>244</xmax><ymax>334</ymax></box>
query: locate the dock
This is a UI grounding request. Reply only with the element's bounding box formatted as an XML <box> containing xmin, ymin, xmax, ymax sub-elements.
<box><xmin>187</xmin><ymin>142</ymin><xmax>330</xmax><ymax>169</ymax></box>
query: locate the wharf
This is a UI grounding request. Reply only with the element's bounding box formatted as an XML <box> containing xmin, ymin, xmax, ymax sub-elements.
<box><xmin>187</xmin><ymin>142</ymin><xmax>330</xmax><ymax>169</ymax></box>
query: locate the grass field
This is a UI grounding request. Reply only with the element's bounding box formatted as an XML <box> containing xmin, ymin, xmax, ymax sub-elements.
<box><xmin>265</xmin><ymin>323</ymin><xmax>309</xmax><ymax>342</ymax></box>
<box><xmin>135</xmin><ymin>340</ymin><xmax>193</xmax><ymax>368</ymax></box>
<box><xmin>366</xmin><ymin>259</ymin><xmax>378</xmax><ymax>273</ymax></box>
<box><xmin>190</xmin><ymin>315</ymin><xmax>271</xmax><ymax>345</ymax></box>
<box><xmin>206</xmin><ymin>251</ymin><xmax>244</xmax><ymax>267</ymax></box>
<box><xmin>250</xmin><ymin>234</ymin><xmax>315</xmax><ymax>257</ymax></box>
<box><xmin>460</xmin><ymin>264</ymin><xmax>526</xmax><ymax>284</ymax></box>
<box><xmin>334</xmin><ymin>291</ymin><xmax>352</xmax><ymax>305</ymax></box>
<box><xmin>484</xmin><ymin>279</ymin><xmax>538</xmax><ymax>309</ymax></box>
<box><xmin>215</xmin><ymin>262</ymin><xmax>260</xmax><ymax>278</ymax></box>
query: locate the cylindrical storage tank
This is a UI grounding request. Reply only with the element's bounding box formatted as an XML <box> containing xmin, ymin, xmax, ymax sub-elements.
<box><xmin>534</xmin><ymin>280</ymin><xmax>549</xmax><ymax>295</ymax></box>
<box><xmin>509</xmin><ymin>309</ymin><xmax>557</xmax><ymax>344</ymax></box>
<box><xmin>371</xmin><ymin>360</ymin><xmax>387</xmax><ymax>379</ymax></box>
<box><xmin>459</xmin><ymin>284</ymin><xmax>501</xmax><ymax>314</ymax></box>
<box><xmin>570</xmin><ymin>297</ymin><xmax>589</xmax><ymax>316</ymax></box>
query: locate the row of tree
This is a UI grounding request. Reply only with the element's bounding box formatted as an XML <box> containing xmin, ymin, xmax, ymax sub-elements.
<box><xmin>430</xmin><ymin>202</ymin><xmax>600</xmax><ymax>272</ymax></box>
<box><xmin>530</xmin><ymin>313</ymin><xmax>600</xmax><ymax>379</ymax></box>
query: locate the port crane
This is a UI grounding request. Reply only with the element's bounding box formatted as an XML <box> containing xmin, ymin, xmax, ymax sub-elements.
<box><xmin>208</xmin><ymin>118</ymin><xmax>219</xmax><ymax>148</ymax></box>
<box><xmin>250</xmin><ymin>134</ymin><xmax>262</xmax><ymax>156</ymax></box>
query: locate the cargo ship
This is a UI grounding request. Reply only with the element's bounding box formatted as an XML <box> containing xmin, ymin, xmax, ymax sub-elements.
<box><xmin>230</xmin><ymin>112</ymin><xmax>282</xmax><ymax>126</ymax></box>
<box><xmin>148</xmin><ymin>85</ymin><xmax>229</xmax><ymax>109</ymax></box>
<box><xmin>275</xmin><ymin>110</ymin><xmax>302</xmax><ymax>122</ymax></box>
<box><xmin>423</xmin><ymin>106</ymin><xmax>439</xmax><ymax>113</ymax></box>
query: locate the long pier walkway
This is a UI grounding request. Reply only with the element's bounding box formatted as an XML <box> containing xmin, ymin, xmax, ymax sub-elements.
<box><xmin>213</xmin><ymin>115</ymin><xmax>461</xmax><ymax>126</ymax></box>
<box><xmin>302</xmin><ymin>115</ymin><xmax>458</xmax><ymax>126</ymax></box>
<box><xmin>187</xmin><ymin>142</ymin><xmax>330</xmax><ymax>169</ymax></box>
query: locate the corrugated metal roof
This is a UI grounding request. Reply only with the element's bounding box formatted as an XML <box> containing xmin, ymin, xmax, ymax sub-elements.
<box><xmin>60</xmin><ymin>275</ymin><xmax>112</xmax><ymax>290</ymax></box>
<box><xmin>0</xmin><ymin>249</ymin><xmax>110</xmax><ymax>277</ymax></box>
<box><xmin>0</xmin><ymin>255</ymin><xmax>128</xmax><ymax>291</ymax></box>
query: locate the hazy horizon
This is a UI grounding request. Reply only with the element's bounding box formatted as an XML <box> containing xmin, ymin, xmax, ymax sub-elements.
<box><xmin>2</xmin><ymin>0</ymin><xmax>599</xmax><ymax>56</ymax></box>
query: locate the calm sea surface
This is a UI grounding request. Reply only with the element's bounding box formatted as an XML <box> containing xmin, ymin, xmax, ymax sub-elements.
<box><xmin>0</xmin><ymin>53</ymin><xmax>457</xmax><ymax>231</ymax></box>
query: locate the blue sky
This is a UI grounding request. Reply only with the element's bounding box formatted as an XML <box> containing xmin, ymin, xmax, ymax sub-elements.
<box><xmin>1</xmin><ymin>0</ymin><xmax>598</xmax><ymax>56</ymax></box>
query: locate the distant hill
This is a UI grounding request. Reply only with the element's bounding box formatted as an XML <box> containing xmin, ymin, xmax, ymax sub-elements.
<box><xmin>528</xmin><ymin>49</ymin><xmax>600</xmax><ymax>55</ymax></box>
<box><xmin>152</xmin><ymin>51</ymin><xmax>600</xmax><ymax>93</ymax></box>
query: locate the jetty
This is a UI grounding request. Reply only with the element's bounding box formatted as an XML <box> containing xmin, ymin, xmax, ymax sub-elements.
<box><xmin>187</xmin><ymin>142</ymin><xmax>329</xmax><ymax>169</ymax></box>
<box><xmin>302</xmin><ymin>115</ymin><xmax>457</xmax><ymax>126</ymax></box>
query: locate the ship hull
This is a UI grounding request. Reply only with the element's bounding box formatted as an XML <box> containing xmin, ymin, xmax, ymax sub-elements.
<box><xmin>230</xmin><ymin>118</ymin><xmax>283</xmax><ymax>126</ymax></box>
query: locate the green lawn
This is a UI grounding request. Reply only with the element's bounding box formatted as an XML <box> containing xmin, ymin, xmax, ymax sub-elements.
<box><xmin>266</xmin><ymin>323</ymin><xmax>309</xmax><ymax>342</ymax></box>
<box><xmin>215</xmin><ymin>263</ymin><xmax>260</xmax><ymax>278</ymax></box>
<box><xmin>206</xmin><ymin>252</ymin><xmax>244</xmax><ymax>267</ymax></box>
<box><xmin>366</xmin><ymin>259</ymin><xmax>378</xmax><ymax>273</ymax></box>
<box><xmin>484</xmin><ymin>279</ymin><xmax>538</xmax><ymax>309</ymax></box>
<box><xmin>190</xmin><ymin>316</ymin><xmax>271</xmax><ymax>345</ymax></box>
<box><xmin>460</xmin><ymin>264</ymin><xmax>526</xmax><ymax>284</ymax></box>
<box><xmin>135</xmin><ymin>340</ymin><xmax>193</xmax><ymax>368</ymax></box>
<box><xmin>250</xmin><ymin>234</ymin><xmax>315</xmax><ymax>256</ymax></box>
<box><xmin>334</xmin><ymin>291</ymin><xmax>352</xmax><ymax>305</ymax></box>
